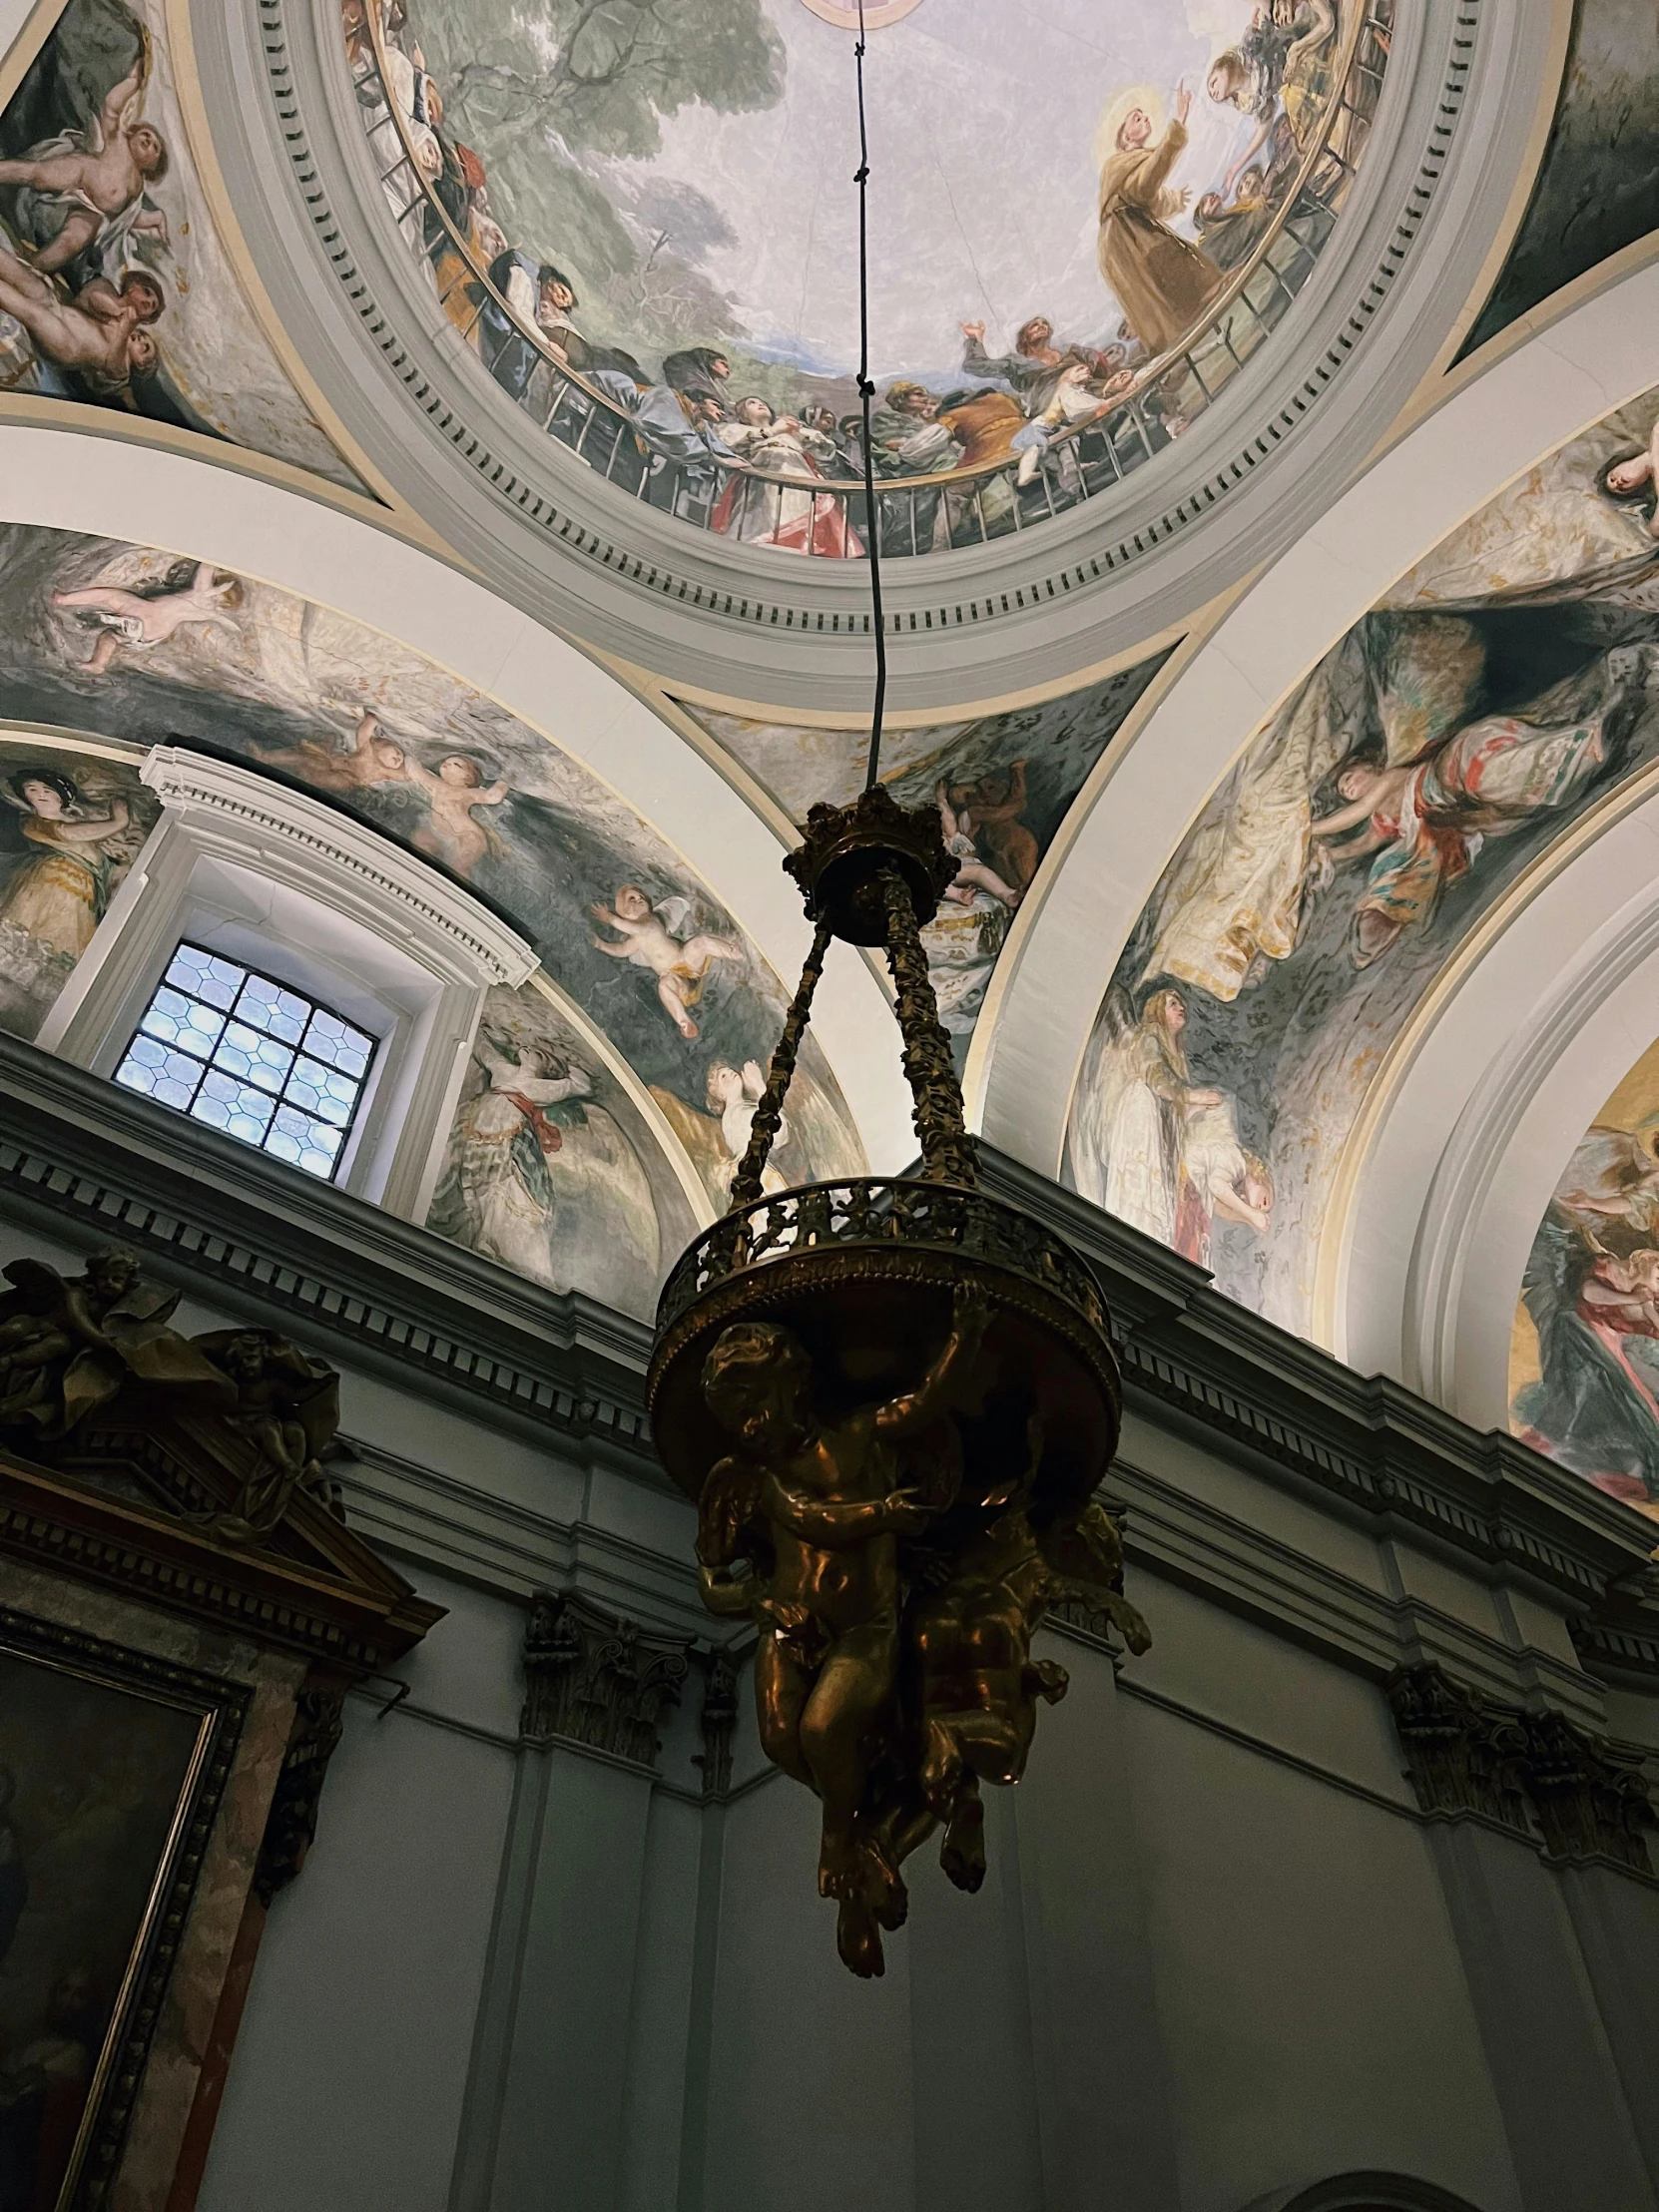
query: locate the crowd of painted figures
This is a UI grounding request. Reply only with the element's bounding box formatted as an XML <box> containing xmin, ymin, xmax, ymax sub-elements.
<box><xmin>347</xmin><ymin>0</ymin><xmax>1364</xmax><ymax>553</ymax></box>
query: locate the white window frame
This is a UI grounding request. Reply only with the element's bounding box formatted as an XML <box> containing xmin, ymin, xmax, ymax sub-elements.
<box><xmin>38</xmin><ymin>747</ymin><xmax>536</xmax><ymax>1220</ymax></box>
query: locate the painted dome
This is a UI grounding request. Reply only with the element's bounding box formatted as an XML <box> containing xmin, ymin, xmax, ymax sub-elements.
<box><xmin>344</xmin><ymin>0</ymin><xmax>1387</xmax><ymax>558</ymax></box>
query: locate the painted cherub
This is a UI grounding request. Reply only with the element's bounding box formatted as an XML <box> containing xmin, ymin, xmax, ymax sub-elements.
<box><xmin>590</xmin><ymin>884</ymin><xmax>743</xmax><ymax>1041</ymax></box>
<box><xmin>0</xmin><ymin>61</ymin><xmax>170</xmax><ymax>276</ymax></box>
<box><xmin>404</xmin><ymin>753</ymin><xmax>510</xmax><ymax>878</ymax></box>
<box><xmin>53</xmin><ymin>561</ymin><xmax>241</xmax><ymax>674</ymax></box>
<box><xmin>934</xmin><ymin>780</ymin><xmax>1022</xmax><ymax>909</ymax></box>
<box><xmin>1604</xmin><ymin>419</ymin><xmax>1659</xmax><ymax>539</ymax></box>
<box><xmin>696</xmin><ymin>1284</ymin><xmax>991</xmax><ymax>1974</ymax></box>
<box><xmin>254</xmin><ymin>709</ymin><xmax>409</xmax><ymax>794</ymax></box>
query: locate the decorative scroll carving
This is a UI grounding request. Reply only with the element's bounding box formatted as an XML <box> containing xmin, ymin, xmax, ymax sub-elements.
<box><xmin>696</xmin><ymin>1647</ymin><xmax>741</xmax><ymax>1799</ymax></box>
<box><xmin>1517</xmin><ymin>1710</ymin><xmax>1658</xmax><ymax>1873</ymax></box>
<box><xmin>256</xmin><ymin>1681</ymin><xmax>348</xmax><ymax>1905</ymax></box>
<box><xmin>1386</xmin><ymin>1665</ymin><xmax>1658</xmax><ymax>1874</ymax></box>
<box><xmin>520</xmin><ymin>1591</ymin><xmax>691</xmax><ymax>1769</ymax></box>
<box><xmin>1385</xmin><ymin>1665</ymin><xmax>1530</xmax><ymax>1833</ymax></box>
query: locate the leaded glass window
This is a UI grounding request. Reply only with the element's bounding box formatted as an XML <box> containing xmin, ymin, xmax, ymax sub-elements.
<box><xmin>114</xmin><ymin>942</ymin><xmax>375</xmax><ymax>1181</ymax></box>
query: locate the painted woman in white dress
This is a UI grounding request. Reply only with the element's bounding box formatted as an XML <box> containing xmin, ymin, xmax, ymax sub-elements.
<box><xmin>1070</xmin><ymin>987</ymin><xmax>1220</xmax><ymax>1245</ymax></box>
<box><xmin>431</xmin><ymin>1033</ymin><xmax>660</xmax><ymax>1315</ymax></box>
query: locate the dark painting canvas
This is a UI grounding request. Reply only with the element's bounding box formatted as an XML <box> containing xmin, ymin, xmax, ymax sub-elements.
<box><xmin>0</xmin><ymin>1646</ymin><xmax>206</xmax><ymax>2212</ymax></box>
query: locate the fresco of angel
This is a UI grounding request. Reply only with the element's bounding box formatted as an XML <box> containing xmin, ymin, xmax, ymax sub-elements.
<box><xmin>52</xmin><ymin>559</ymin><xmax>242</xmax><ymax>675</ymax></box>
<box><xmin>0</xmin><ymin>50</ymin><xmax>168</xmax><ymax>279</ymax></box>
<box><xmin>426</xmin><ymin>1004</ymin><xmax>663</xmax><ymax>1317</ymax></box>
<box><xmin>590</xmin><ymin>884</ymin><xmax>744</xmax><ymax>1041</ymax></box>
<box><xmin>1513</xmin><ymin>1125</ymin><xmax>1659</xmax><ymax>1519</ymax></box>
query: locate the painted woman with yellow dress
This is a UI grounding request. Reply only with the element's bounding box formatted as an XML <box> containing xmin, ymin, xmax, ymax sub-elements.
<box><xmin>0</xmin><ymin>769</ymin><xmax>134</xmax><ymax>960</ymax></box>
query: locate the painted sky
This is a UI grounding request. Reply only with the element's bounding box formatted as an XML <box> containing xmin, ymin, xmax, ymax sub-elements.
<box><xmin>416</xmin><ymin>0</ymin><xmax>1300</xmax><ymax>385</ymax></box>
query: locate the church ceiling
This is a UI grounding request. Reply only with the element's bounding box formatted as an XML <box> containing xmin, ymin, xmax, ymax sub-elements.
<box><xmin>0</xmin><ymin>0</ymin><xmax>369</xmax><ymax>491</ymax></box>
<box><xmin>0</xmin><ymin>524</ymin><xmax>864</xmax><ymax>1226</ymax></box>
<box><xmin>1064</xmin><ymin>384</ymin><xmax>1659</xmax><ymax>1339</ymax></box>
<box><xmin>680</xmin><ymin>654</ymin><xmax>1170</xmax><ymax>1070</ymax></box>
<box><xmin>343</xmin><ymin>0</ymin><xmax>1390</xmax><ymax>560</ymax></box>
<box><xmin>0</xmin><ymin>0</ymin><xmax>1656</xmax><ymax>1421</ymax></box>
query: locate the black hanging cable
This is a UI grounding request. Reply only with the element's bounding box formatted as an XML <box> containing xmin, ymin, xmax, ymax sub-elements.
<box><xmin>853</xmin><ymin>0</ymin><xmax>887</xmax><ymax>790</ymax></box>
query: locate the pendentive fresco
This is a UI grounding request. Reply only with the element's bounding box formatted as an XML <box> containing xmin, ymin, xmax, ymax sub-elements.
<box><xmin>428</xmin><ymin>981</ymin><xmax>696</xmax><ymax>1317</ymax></box>
<box><xmin>0</xmin><ymin>525</ymin><xmax>865</xmax><ymax>1201</ymax></box>
<box><xmin>1510</xmin><ymin>1037</ymin><xmax>1659</xmax><ymax>1524</ymax></box>
<box><xmin>681</xmin><ymin>654</ymin><xmax>1171</xmax><ymax>1069</ymax></box>
<box><xmin>0</xmin><ymin>0</ymin><xmax>367</xmax><ymax>489</ymax></box>
<box><xmin>1461</xmin><ymin>0</ymin><xmax>1659</xmax><ymax>360</ymax></box>
<box><xmin>1065</xmin><ymin>386</ymin><xmax>1659</xmax><ymax>1334</ymax></box>
<box><xmin>0</xmin><ymin>738</ymin><xmax>156</xmax><ymax>1040</ymax></box>
<box><xmin>344</xmin><ymin>0</ymin><xmax>1388</xmax><ymax>554</ymax></box>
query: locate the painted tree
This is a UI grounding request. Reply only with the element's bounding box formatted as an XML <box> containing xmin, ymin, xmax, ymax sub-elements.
<box><xmin>413</xmin><ymin>0</ymin><xmax>785</xmax><ymax>349</ymax></box>
<box><xmin>424</xmin><ymin>0</ymin><xmax>785</xmax><ymax>158</ymax></box>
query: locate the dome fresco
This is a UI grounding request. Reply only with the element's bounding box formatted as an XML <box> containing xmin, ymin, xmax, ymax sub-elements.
<box><xmin>346</xmin><ymin>0</ymin><xmax>1388</xmax><ymax>554</ymax></box>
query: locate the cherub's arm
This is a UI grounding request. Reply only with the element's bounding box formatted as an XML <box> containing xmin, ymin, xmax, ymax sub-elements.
<box><xmin>874</xmin><ymin>1284</ymin><xmax>991</xmax><ymax>1437</ymax></box>
<box><xmin>475</xmin><ymin>781</ymin><xmax>510</xmax><ymax>809</ymax></box>
<box><xmin>1310</xmin><ymin>790</ymin><xmax>1382</xmax><ymax>837</ymax></box>
<box><xmin>99</xmin><ymin>66</ymin><xmax>146</xmax><ymax>146</ymax></box>
<box><xmin>60</xmin><ymin>1284</ymin><xmax>118</xmax><ymax>1348</ymax></box>
<box><xmin>1322</xmin><ymin>824</ymin><xmax>1388</xmax><ymax>862</ymax></box>
<box><xmin>401</xmin><ymin>755</ymin><xmax>442</xmax><ymax>798</ymax></box>
<box><xmin>589</xmin><ymin>901</ymin><xmax>645</xmax><ymax>940</ymax></box>
<box><xmin>764</xmin><ymin>1474</ymin><xmax>930</xmax><ymax>1547</ymax></box>
<box><xmin>934</xmin><ymin>780</ymin><xmax>960</xmax><ymax>839</ymax></box>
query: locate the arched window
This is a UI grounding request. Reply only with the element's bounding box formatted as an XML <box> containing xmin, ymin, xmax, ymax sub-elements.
<box><xmin>37</xmin><ymin>747</ymin><xmax>535</xmax><ymax>1217</ymax></box>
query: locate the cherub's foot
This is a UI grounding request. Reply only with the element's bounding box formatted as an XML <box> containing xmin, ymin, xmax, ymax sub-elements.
<box><xmin>836</xmin><ymin>1895</ymin><xmax>885</xmax><ymax>1978</ymax></box>
<box><xmin>818</xmin><ymin>1829</ymin><xmax>858</xmax><ymax>1902</ymax></box>
<box><xmin>940</xmin><ymin>1789</ymin><xmax>986</xmax><ymax>1894</ymax></box>
<box><xmin>678</xmin><ymin>1017</ymin><xmax>699</xmax><ymax>1040</ymax></box>
<box><xmin>854</xmin><ymin>1830</ymin><xmax>908</xmax><ymax>1932</ymax></box>
<box><xmin>1029</xmin><ymin>1658</ymin><xmax>1069</xmax><ymax>1705</ymax></box>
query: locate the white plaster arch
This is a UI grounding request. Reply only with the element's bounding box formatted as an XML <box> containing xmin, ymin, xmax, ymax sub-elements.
<box><xmin>978</xmin><ymin>256</ymin><xmax>1659</xmax><ymax>1183</ymax></box>
<box><xmin>1339</xmin><ymin>779</ymin><xmax>1659</xmax><ymax>1432</ymax></box>
<box><xmin>0</xmin><ymin>420</ymin><xmax>914</xmax><ymax>1171</ymax></box>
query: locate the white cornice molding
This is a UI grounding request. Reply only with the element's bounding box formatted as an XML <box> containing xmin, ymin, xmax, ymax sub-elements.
<box><xmin>141</xmin><ymin>746</ymin><xmax>537</xmax><ymax>988</ymax></box>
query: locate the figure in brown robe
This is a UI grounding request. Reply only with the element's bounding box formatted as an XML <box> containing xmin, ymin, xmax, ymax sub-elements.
<box><xmin>1097</xmin><ymin>85</ymin><xmax>1225</xmax><ymax>360</ymax></box>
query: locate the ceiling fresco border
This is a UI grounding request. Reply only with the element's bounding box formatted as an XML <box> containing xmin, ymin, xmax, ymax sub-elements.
<box><xmin>201</xmin><ymin>0</ymin><xmax>1557</xmax><ymax>712</ymax></box>
<box><xmin>0</xmin><ymin>418</ymin><xmax>918</xmax><ymax>1170</ymax></box>
<box><xmin>985</xmin><ymin>261</ymin><xmax>1659</xmax><ymax>1189</ymax></box>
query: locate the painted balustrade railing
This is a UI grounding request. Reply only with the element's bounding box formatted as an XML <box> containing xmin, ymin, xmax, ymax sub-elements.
<box><xmin>354</xmin><ymin>3</ymin><xmax>1388</xmax><ymax>564</ymax></box>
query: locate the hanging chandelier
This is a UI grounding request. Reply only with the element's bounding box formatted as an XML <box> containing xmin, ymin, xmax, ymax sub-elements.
<box><xmin>646</xmin><ymin>2</ymin><xmax>1149</xmax><ymax>1979</ymax></box>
